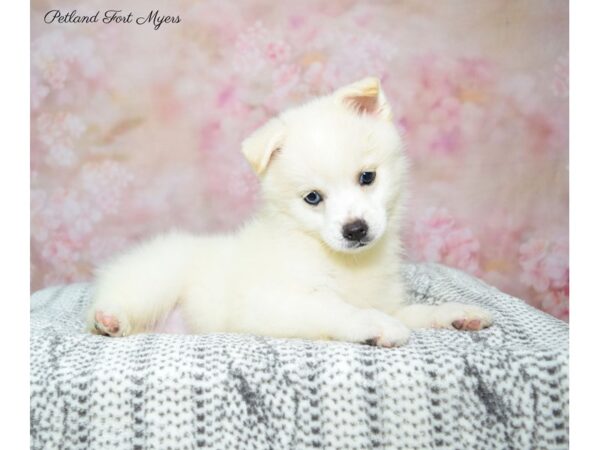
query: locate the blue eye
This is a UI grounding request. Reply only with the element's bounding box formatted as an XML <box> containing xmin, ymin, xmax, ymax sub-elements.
<box><xmin>359</xmin><ymin>171</ymin><xmax>376</xmax><ymax>186</ymax></box>
<box><xmin>303</xmin><ymin>191</ymin><xmax>322</xmax><ymax>205</ymax></box>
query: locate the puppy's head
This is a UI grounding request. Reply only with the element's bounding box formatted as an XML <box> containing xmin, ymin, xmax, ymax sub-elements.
<box><xmin>242</xmin><ymin>77</ymin><xmax>407</xmax><ymax>253</ymax></box>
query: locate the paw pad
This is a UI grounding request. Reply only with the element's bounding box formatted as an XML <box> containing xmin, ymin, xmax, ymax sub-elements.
<box><xmin>452</xmin><ymin>318</ymin><xmax>485</xmax><ymax>331</ymax></box>
<box><xmin>362</xmin><ymin>337</ymin><xmax>396</xmax><ymax>348</ymax></box>
<box><xmin>94</xmin><ymin>311</ymin><xmax>120</xmax><ymax>336</ymax></box>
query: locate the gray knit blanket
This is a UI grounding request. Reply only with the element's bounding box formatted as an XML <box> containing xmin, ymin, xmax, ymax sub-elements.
<box><xmin>30</xmin><ymin>263</ymin><xmax>568</xmax><ymax>450</ymax></box>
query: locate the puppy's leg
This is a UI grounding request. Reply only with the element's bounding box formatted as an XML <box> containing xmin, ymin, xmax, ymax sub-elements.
<box><xmin>393</xmin><ymin>303</ymin><xmax>493</xmax><ymax>331</ymax></box>
<box><xmin>234</xmin><ymin>292</ymin><xmax>411</xmax><ymax>347</ymax></box>
<box><xmin>88</xmin><ymin>232</ymin><xmax>199</xmax><ymax>336</ymax></box>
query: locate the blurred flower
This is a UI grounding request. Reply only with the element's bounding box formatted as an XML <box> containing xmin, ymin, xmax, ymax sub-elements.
<box><xmin>31</xmin><ymin>75</ymin><xmax>49</xmax><ymax>111</ymax></box>
<box><xmin>519</xmin><ymin>237</ymin><xmax>569</xmax><ymax>293</ymax></box>
<box><xmin>233</xmin><ymin>22</ymin><xmax>293</xmax><ymax>76</ymax></box>
<box><xmin>80</xmin><ymin>161</ymin><xmax>134</xmax><ymax>215</ymax></box>
<box><xmin>409</xmin><ymin>208</ymin><xmax>481</xmax><ymax>275</ymax></box>
<box><xmin>398</xmin><ymin>55</ymin><xmax>491</xmax><ymax>157</ymax></box>
<box><xmin>317</xmin><ymin>30</ymin><xmax>395</xmax><ymax>89</ymax></box>
<box><xmin>31</xmin><ymin>31</ymin><xmax>105</xmax><ymax>91</ymax></box>
<box><xmin>35</xmin><ymin>113</ymin><xmax>86</xmax><ymax>168</ymax></box>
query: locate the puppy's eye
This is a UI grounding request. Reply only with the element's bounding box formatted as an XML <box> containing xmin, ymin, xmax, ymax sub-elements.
<box><xmin>359</xmin><ymin>171</ymin><xmax>376</xmax><ymax>186</ymax></box>
<box><xmin>303</xmin><ymin>191</ymin><xmax>323</xmax><ymax>206</ymax></box>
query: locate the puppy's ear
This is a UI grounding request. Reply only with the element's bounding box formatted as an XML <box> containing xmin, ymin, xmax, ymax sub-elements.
<box><xmin>334</xmin><ymin>77</ymin><xmax>392</xmax><ymax>120</ymax></box>
<box><xmin>241</xmin><ymin>118</ymin><xmax>285</xmax><ymax>176</ymax></box>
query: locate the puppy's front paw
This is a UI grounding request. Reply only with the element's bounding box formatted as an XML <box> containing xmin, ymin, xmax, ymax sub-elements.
<box><xmin>433</xmin><ymin>303</ymin><xmax>493</xmax><ymax>331</ymax></box>
<box><xmin>350</xmin><ymin>310</ymin><xmax>411</xmax><ymax>347</ymax></box>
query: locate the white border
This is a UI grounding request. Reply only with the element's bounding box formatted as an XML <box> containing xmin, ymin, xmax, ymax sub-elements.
<box><xmin>571</xmin><ymin>1</ymin><xmax>600</xmax><ymax>448</ymax></box>
<box><xmin>0</xmin><ymin>1</ymin><xmax>29</xmax><ymax>447</ymax></box>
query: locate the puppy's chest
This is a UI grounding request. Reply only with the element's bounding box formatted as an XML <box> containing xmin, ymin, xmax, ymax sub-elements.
<box><xmin>327</xmin><ymin>265</ymin><xmax>400</xmax><ymax>311</ymax></box>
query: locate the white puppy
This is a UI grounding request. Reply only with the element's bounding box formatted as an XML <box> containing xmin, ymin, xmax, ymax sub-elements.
<box><xmin>88</xmin><ymin>77</ymin><xmax>492</xmax><ymax>346</ymax></box>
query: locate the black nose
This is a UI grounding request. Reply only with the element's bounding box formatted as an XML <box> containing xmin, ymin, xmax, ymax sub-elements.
<box><xmin>342</xmin><ymin>219</ymin><xmax>369</xmax><ymax>242</ymax></box>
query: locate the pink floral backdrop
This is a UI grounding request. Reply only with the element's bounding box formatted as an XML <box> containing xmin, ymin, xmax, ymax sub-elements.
<box><xmin>30</xmin><ymin>0</ymin><xmax>569</xmax><ymax>320</ymax></box>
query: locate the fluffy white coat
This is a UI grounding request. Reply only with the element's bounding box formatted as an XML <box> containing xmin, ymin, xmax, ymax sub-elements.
<box><xmin>88</xmin><ymin>77</ymin><xmax>492</xmax><ymax>346</ymax></box>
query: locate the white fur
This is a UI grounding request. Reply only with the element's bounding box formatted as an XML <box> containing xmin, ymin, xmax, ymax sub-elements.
<box><xmin>88</xmin><ymin>77</ymin><xmax>492</xmax><ymax>346</ymax></box>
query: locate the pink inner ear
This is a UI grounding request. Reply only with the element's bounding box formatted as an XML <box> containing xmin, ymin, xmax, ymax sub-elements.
<box><xmin>346</xmin><ymin>95</ymin><xmax>379</xmax><ymax>115</ymax></box>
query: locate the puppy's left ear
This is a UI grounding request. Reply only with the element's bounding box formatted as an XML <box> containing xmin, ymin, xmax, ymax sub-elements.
<box><xmin>241</xmin><ymin>118</ymin><xmax>285</xmax><ymax>176</ymax></box>
<box><xmin>334</xmin><ymin>77</ymin><xmax>392</xmax><ymax>120</ymax></box>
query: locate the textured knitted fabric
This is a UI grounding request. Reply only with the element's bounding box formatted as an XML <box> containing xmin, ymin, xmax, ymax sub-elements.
<box><xmin>30</xmin><ymin>263</ymin><xmax>569</xmax><ymax>450</ymax></box>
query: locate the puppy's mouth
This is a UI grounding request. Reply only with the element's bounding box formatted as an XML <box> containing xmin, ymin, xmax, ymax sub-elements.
<box><xmin>347</xmin><ymin>238</ymin><xmax>372</xmax><ymax>250</ymax></box>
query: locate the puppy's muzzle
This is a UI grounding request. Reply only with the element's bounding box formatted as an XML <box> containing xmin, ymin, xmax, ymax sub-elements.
<box><xmin>342</xmin><ymin>219</ymin><xmax>369</xmax><ymax>242</ymax></box>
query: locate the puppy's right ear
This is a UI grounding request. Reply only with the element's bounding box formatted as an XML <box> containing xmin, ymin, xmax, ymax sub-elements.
<box><xmin>241</xmin><ymin>118</ymin><xmax>285</xmax><ymax>176</ymax></box>
<box><xmin>333</xmin><ymin>77</ymin><xmax>393</xmax><ymax>121</ymax></box>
